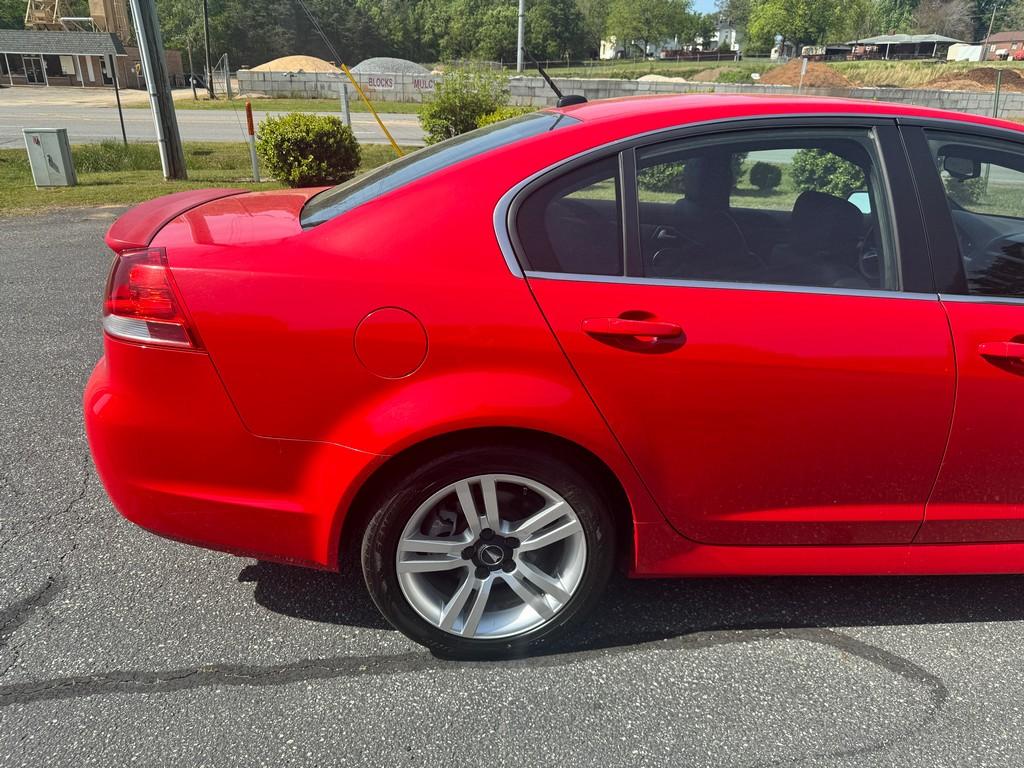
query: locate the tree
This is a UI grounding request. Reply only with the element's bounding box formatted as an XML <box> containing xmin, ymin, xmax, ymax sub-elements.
<box><xmin>869</xmin><ymin>0</ymin><xmax>916</xmax><ymax>35</ymax></box>
<box><xmin>527</xmin><ymin>0</ymin><xmax>587</xmax><ymax>59</ymax></box>
<box><xmin>606</xmin><ymin>0</ymin><xmax>689</xmax><ymax>55</ymax></box>
<box><xmin>911</xmin><ymin>0</ymin><xmax>971</xmax><ymax>39</ymax></box>
<box><xmin>577</xmin><ymin>0</ymin><xmax>612</xmax><ymax>56</ymax></box>
<box><xmin>475</xmin><ymin>3</ymin><xmax>518</xmax><ymax>60</ymax></box>
<box><xmin>0</xmin><ymin>0</ymin><xmax>25</xmax><ymax>29</ymax></box>
<box><xmin>747</xmin><ymin>0</ymin><xmax>866</xmax><ymax>52</ymax></box>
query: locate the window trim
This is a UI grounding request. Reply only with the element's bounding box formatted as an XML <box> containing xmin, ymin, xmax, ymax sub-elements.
<box><xmin>503</xmin><ymin>114</ymin><xmax>928</xmax><ymax>294</ymax></box>
<box><xmin>900</xmin><ymin>119</ymin><xmax>1024</xmax><ymax>297</ymax></box>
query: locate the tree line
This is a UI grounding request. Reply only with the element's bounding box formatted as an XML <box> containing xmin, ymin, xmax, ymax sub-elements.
<box><xmin>152</xmin><ymin>0</ymin><xmax>1024</xmax><ymax>67</ymax></box>
<box><xmin>723</xmin><ymin>0</ymin><xmax>1024</xmax><ymax>52</ymax></box>
<box><xmin>3</xmin><ymin>0</ymin><xmax>1024</xmax><ymax>66</ymax></box>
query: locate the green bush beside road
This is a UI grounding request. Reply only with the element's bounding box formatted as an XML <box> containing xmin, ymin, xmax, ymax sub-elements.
<box><xmin>256</xmin><ymin>113</ymin><xmax>361</xmax><ymax>187</ymax></box>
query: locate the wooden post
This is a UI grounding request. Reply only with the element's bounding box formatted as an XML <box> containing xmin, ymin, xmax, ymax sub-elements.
<box><xmin>3</xmin><ymin>53</ymin><xmax>12</xmax><ymax>87</ymax></box>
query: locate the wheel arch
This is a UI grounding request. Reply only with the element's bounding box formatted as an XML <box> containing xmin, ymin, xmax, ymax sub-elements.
<box><xmin>335</xmin><ymin>426</ymin><xmax>635</xmax><ymax>571</ymax></box>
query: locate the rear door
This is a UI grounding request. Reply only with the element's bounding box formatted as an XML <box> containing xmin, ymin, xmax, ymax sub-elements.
<box><xmin>903</xmin><ymin>124</ymin><xmax>1024</xmax><ymax>543</ymax></box>
<box><xmin>511</xmin><ymin>118</ymin><xmax>955</xmax><ymax>546</ymax></box>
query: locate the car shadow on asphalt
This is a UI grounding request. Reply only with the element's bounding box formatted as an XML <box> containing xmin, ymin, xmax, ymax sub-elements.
<box><xmin>240</xmin><ymin>560</ymin><xmax>1024</xmax><ymax>654</ymax></box>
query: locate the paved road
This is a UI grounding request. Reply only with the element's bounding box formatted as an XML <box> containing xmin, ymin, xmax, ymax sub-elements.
<box><xmin>4</xmin><ymin>210</ymin><xmax>1024</xmax><ymax>766</ymax></box>
<box><xmin>0</xmin><ymin>103</ymin><xmax>424</xmax><ymax>148</ymax></box>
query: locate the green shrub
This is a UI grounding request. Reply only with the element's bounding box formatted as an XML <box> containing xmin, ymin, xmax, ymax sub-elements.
<box><xmin>791</xmin><ymin>149</ymin><xmax>864</xmax><ymax>198</ymax></box>
<box><xmin>477</xmin><ymin>105</ymin><xmax>536</xmax><ymax>128</ymax></box>
<box><xmin>638</xmin><ymin>162</ymin><xmax>685</xmax><ymax>193</ymax></box>
<box><xmin>944</xmin><ymin>175</ymin><xmax>986</xmax><ymax>207</ymax></box>
<box><xmin>419</xmin><ymin>69</ymin><xmax>509</xmax><ymax>144</ymax></box>
<box><xmin>255</xmin><ymin>112</ymin><xmax>360</xmax><ymax>187</ymax></box>
<box><xmin>749</xmin><ymin>161</ymin><xmax>782</xmax><ymax>191</ymax></box>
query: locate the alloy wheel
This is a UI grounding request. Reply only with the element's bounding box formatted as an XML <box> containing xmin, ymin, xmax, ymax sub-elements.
<box><xmin>395</xmin><ymin>474</ymin><xmax>587</xmax><ymax>639</ymax></box>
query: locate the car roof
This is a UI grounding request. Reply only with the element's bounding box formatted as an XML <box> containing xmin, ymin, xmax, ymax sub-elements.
<box><xmin>547</xmin><ymin>94</ymin><xmax>1024</xmax><ymax>135</ymax></box>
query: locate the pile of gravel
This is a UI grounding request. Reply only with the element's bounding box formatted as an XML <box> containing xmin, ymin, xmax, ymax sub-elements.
<box><xmin>351</xmin><ymin>57</ymin><xmax>430</xmax><ymax>75</ymax></box>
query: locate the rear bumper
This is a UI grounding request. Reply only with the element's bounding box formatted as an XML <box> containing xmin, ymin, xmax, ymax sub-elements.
<box><xmin>84</xmin><ymin>337</ymin><xmax>383</xmax><ymax>569</ymax></box>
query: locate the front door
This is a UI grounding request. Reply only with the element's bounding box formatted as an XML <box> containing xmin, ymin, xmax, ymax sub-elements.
<box><xmin>907</xmin><ymin>126</ymin><xmax>1024</xmax><ymax>543</ymax></box>
<box><xmin>515</xmin><ymin>121</ymin><xmax>955</xmax><ymax>546</ymax></box>
<box><xmin>23</xmin><ymin>55</ymin><xmax>44</xmax><ymax>85</ymax></box>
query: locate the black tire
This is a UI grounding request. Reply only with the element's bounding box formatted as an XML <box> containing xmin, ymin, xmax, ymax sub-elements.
<box><xmin>361</xmin><ymin>445</ymin><xmax>616</xmax><ymax>660</ymax></box>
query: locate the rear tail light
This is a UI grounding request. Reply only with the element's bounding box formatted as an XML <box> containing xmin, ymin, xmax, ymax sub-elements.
<box><xmin>103</xmin><ymin>247</ymin><xmax>201</xmax><ymax>349</ymax></box>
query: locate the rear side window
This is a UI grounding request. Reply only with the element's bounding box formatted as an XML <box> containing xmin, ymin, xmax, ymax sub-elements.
<box><xmin>927</xmin><ymin>131</ymin><xmax>1024</xmax><ymax>299</ymax></box>
<box><xmin>301</xmin><ymin>112</ymin><xmax>578</xmax><ymax>227</ymax></box>
<box><xmin>515</xmin><ymin>156</ymin><xmax>623</xmax><ymax>276</ymax></box>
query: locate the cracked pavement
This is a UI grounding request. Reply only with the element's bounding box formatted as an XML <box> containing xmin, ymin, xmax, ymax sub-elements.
<box><xmin>4</xmin><ymin>209</ymin><xmax>1024</xmax><ymax>766</ymax></box>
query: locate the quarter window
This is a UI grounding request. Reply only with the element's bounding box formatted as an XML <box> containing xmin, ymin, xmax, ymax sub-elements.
<box><xmin>634</xmin><ymin>129</ymin><xmax>898</xmax><ymax>290</ymax></box>
<box><xmin>515</xmin><ymin>156</ymin><xmax>623</xmax><ymax>276</ymax></box>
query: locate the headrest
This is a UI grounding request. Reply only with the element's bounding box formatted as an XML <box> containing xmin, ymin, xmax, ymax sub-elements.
<box><xmin>790</xmin><ymin>190</ymin><xmax>862</xmax><ymax>246</ymax></box>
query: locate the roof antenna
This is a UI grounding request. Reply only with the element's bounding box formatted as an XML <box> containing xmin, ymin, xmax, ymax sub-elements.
<box><xmin>523</xmin><ymin>47</ymin><xmax>586</xmax><ymax>107</ymax></box>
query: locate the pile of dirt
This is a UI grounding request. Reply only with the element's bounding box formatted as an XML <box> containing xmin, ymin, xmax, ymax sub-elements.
<box><xmin>925</xmin><ymin>67</ymin><xmax>1024</xmax><ymax>92</ymax></box>
<box><xmin>250</xmin><ymin>55</ymin><xmax>340</xmax><ymax>73</ymax></box>
<box><xmin>759</xmin><ymin>59</ymin><xmax>853</xmax><ymax>88</ymax></box>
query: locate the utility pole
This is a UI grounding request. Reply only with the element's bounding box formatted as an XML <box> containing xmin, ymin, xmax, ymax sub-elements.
<box><xmin>202</xmin><ymin>0</ymin><xmax>215</xmax><ymax>98</ymax></box>
<box><xmin>986</xmin><ymin>2</ymin><xmax>1001</xmax><ymax>51</ymax></box>
<box><xmin>129</xmin><ymin>0</ymin><xmax>187</xmax><ymax>179</ymax></box>
<box><xmin>516</xmin><ymin>0</ymin><xmax>525</xmax><ymax>72</ymax></box>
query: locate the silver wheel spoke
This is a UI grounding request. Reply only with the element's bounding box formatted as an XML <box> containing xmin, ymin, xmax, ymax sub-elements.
<box><xmin>461</xmin><ymin>578</ymin><xmax>493</xmax><ymax>637</ymax></box>
<box><xmin>518</xmin><ymin>518</ymin><xmax>583</xmax><ymax>552</ymax></box>
<box><xmin>455</xmin><ymin>480</ymin><xmax>483</xmax><ymax>536</ymax></box>
<box><xmin>439</xmin><ymin>574</ymin><xmax>475</xmax><ymax>632</ymax></box>
<box><xmin>398</xmin><ymin>536</ymin><xmax>467</xmax><ymax>556</ymax></box>
<box><xmin>480</xmin><ymin>476</ymin><xmax>502</xmax><ymax>531</ymax></box>
<box><xmin>503</xmin><ymin>571</ymin><xmax>555</xmax><ymax>620</ymax></box>
<box><xmin>512</xmin><ymin>500</ymin><xmax>568</xmax><ymax>538</ymax></box>
<box><xmin>396</xmin><ymin>556</ymin><xmax>468</xmax><ymax>574</ymax></box>
<box><xmin>397</xmin><ymin>473</ymin><xmax>587</xmax><ymax>640</ymax></box>
<box><xmin>517</xmin><ymin>560</ymin><xmax>573</xmax><ymax>604</ymax></box>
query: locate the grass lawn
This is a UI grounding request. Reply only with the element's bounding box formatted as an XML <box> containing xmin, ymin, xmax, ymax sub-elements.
<box><xmin>0</xmin><ymin>141</ymin><xmax>408</xmax><ymax>217</ymax></box>
<box><xmin>136</xmin><ymin>96</ymin><xmax>425</xmax><ymax>114</ymax></box>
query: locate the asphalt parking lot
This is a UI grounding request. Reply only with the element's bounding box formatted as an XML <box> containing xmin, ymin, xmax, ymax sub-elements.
<box><xmin>4</xmin><ymin>209</ymin><xmax>1024</xmax><ymax>767</ymax></box>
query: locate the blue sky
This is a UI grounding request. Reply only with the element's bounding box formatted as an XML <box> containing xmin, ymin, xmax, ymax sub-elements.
<box><xmin>693</xmin><ymin>0</ymin><xmax>717</xmax><ymax>12</ymax></box>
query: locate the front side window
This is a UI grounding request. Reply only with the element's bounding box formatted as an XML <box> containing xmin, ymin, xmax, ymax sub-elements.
<box><xmin>634</xmin><ymin>128</ymin><xmax>898</xmax><ymax>291</ymax></box>
<box><xmin>927</xmin><ymin>130</ymin><xmax>1024</xmax><ymax>298</ymax></box>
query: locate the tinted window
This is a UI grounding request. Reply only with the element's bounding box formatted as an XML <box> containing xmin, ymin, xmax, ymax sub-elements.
<box><xmin>515</xmin><ymin>156</ymin><xmax>623</xmax><ymax>276</ymax></box>
<box><xmin>635</xmin><ymin>129</ymin><xmax>897</xmax><ymax>291</ymax></box>
<box><xmin>927</xmin><ymin>130</ymin><xmax>1024</xmax><ymax>298</ymax></box>
<box><xmin>301</xmin><ymin>112</ymin><xmax>578</xmax><ymax>227</ymax></box>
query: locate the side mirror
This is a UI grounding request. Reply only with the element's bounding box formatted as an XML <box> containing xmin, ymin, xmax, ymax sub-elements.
<box><xmin>847</xmin><ymin>191</ymin><xmax>871</xmax><ymax>214</ymax></box>
<box><xmin>943</xmin><ymin>155</ymin><xmax>981</xmax><ymax>180</ymax></box>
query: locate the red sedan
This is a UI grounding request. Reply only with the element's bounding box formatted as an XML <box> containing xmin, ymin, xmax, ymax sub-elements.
<box><xmin>85</xmin><ymin>95</ymin><xmax>1024</xmax><ymax>658</ymax></box>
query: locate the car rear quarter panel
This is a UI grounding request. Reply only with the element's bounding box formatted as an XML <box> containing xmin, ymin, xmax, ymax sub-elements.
<box><xmin>157</xmin><ymin>130</ymin><xmax>669</xmax><ymax>541</ymax></box>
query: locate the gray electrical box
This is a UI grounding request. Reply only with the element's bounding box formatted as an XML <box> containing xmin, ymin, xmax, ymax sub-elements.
<box><xmin>23</xmin><ymin>128</ymin><xmax>77</xmax><ymax>187</ymax></box>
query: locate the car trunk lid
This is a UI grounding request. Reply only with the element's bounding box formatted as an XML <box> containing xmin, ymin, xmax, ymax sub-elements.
<box><xmin>105</xmin><ymin>188</ymin><xmax>247</xmax><ymax>252</ymax></box>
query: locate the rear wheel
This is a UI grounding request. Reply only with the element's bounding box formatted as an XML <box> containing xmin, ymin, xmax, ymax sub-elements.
<box><xmin>361</xmin><ymin>447</ymin><xmax>616</xmax><ymax>659</ymax></box>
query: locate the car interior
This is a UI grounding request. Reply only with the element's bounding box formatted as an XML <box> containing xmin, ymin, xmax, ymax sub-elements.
<box><xmin>930</xmin><ymin>135</ymin><xmax>1024</xmax><ymax>297</ymax></box>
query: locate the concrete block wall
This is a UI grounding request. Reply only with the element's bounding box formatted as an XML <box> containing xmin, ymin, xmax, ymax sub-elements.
<box><xmin>237</xmin><ymin>69</ymin><xmax>441</xmax><ymax>102</ymax></box>
<box><xmin>508</xmin><ymin>76</ymin><xmax>1024</xmax><ymax>118</ymax></box>
<box><xmin>238</xmin><ymin>69</ymin><xmax>1024</xmax><ymax>117</ymax></box>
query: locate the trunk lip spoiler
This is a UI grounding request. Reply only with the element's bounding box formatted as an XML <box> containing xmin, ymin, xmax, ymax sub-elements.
<box><xmin>105</xmin><ymin>188</ymin><xmax>248</xmax><ymax>253</ymax></box>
